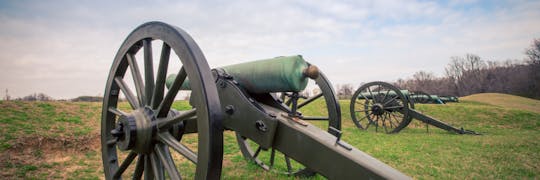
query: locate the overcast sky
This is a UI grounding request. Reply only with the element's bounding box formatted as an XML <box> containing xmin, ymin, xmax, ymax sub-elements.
<box><xmin>1</xmin><ymin>0</ymin><xmax>539</xmax><ymax>99</ymax></box>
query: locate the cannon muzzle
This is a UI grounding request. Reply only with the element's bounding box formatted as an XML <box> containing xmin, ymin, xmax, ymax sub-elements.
<box><xmin>166</xmin><ymin>55</ymin><xmax>318</xmax><ymax>93</ymax></box>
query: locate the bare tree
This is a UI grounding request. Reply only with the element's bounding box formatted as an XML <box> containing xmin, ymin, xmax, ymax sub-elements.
<box><xmin>16</xmin><ymin>93</ymin><xmax>54</xmax><ymax>101</ymax></box>
<box><xmin>396</xmin><ymin>51</ymin><xmax>540</xmax><ymax>99</ymax></box>
<box><xmin>445</xmin><ymin>56</ymin><xmax>464</xmax><ymax>95</ymax></box>
<box><xmin>336</xmin><ymin>84</ymin><xmax>354</xmax><ymax>99</ymax></box>
<box><xmin>526</xmin><ymin>38</ymin><xmax>540</xmax><ymax>98</ymax></box>
<box><xmin>444</xmin><ymin>54</ymin><xmax>487</xmax><ymax>95</ymax></box>
<box><xmin>411</xmin><ymin>71</ymin><xmax>436</xmax><ymax>92</ymax></box>
<box><xmin>4</xmin><ymin>89</ymin><xmax>10</xmax><ymax>101</ymax></box>
<box><xmin>525</xmin><ymin>38</ymin><xmax>540</xmax><ymax>62</ymax></box>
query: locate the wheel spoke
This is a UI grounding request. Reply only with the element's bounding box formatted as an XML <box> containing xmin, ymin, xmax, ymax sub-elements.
<box><xmin>269</xmin><ymin>148</ymin><xmax>276</xmax><ymax>169</ymax></box>
<box><xmin>150</xmin><ymin>152</ymin><xmax>165</xmax><ymax>180</ymax></box>
<box><xmin>382</xmin><ymin>95</ymin><xmax>399</xmax><ymax>106</ymax></box>
<box><xmin>155</xmin><ymin>144</ymin><xmax>181</xmax><ymax>180</ymax></box>
<box><xmin>113</xmin><ymin>152</ymin><xmax>138</xmax><ymax>178</ymax></box>
<box><xmin>108</xmin><ymin>107</ymin><xmax>128</xmax><ymax>117</ymax></box>
<box><xmin>382</xmin><ymin>114</ymin><xmax>388</xmax><ymax>133</ymax></box>
<box><xmin>367</xmin><ymin>87</ymin><xmax>375</xmax><ymax>102</ymax></box>
<box><xmin>377</xmin><ymin>85</ymin><xmax>382</xmax><ymax>99</ymax></box>
<box><xmin>388</xmin><ymin>113</ymin><xmax>394</xmax><ymax>129</ymax></box>
<box><xmin>143</xmin><ymin>39</ymin><xmax>155</xmax><ymax>106</ymax></box>
<box><xmin>144</xmin><ymin>155</ymin><xmax>154</xmax><ymax>180</ymax></box>
<box><xmin>285</xmin><ymin>155</ymin><xmax>293</xmax><ymax>174</ymax></box>
<box><xmin>365</xmin><ymin>113</ymin><xmax>375</xmax><ymax>130</ymax></box>
<box><xmin>126</xmin><ymin>53</ymin><xmax>145</xmax><ymax>106</ymax></box>
<box><xmin>384</xmin><ymin>105</ymin><xmax>404</xmax><ymax>110</ymax></box>
<box><xmin>158</xmin><ymin>132</ymin><xmax>197</xmax><ymax>164</ymax></box>
<box><xmin>133</xmin><ymin>154</ymin><xmax>144</xmax><ymax>180</ymax></box>
<box><xmin>297</xmin><ymin>93</ymin><xmax>323</xmax><ymax>109</ymax></box>
<box><xmin>361</xmin><ymin>91</ymin><xmax>370</xmax><ymax>102</ymax></box>
<box><xmin>114</xmin><ymin>77</ymin><xmax>140</xmax><ymax>109</ymax></box>
<box><xmin>285</xmin><ymin>96</ymin><xmax>293</xmax><ymax>106</ymax></box>
<box><xmin>355</xmin><ymin>109</ymin><xmax>372</xmax><ymax>113</ymax></box>
<box><xmin>390</xmin><ymin>113</ymin><xmax>402</xmax><ymax>127</ymax></box>
<box><xmin>355</xmin><ymin>100</ymin><xmax>367</xmax><ymax>106</ymax></box>
<box><xmin>356</xmin><ymin>113</ymin><xmax>369</xmax><ymax>122</ymax></box>
<box><xmin>382</xmin><ymin>90</ymin><xmax>391</xmax><ymax>104</ymax></box>
<box><xmin>253</xmin><ymin>146</ymin><xmax>262</xmax><ymax>159</ymax></box>
<box><xmin>152</xmin><ymin>43</ymin><xmax>171</xmax><ymax>109</ymax></box>
<box><xmin>158</xmin><ymin>109</ymin><xmax>197</xmax><ymax>129</ymax></box>
<box><xmin>374</xmin><ymin>115</ymin><xmax>379</xmax><ymax>132</ymax></box>
<box><xmin>157</xmin><ymin>67</ymin><xmax>187</xmax><ymax>117</ymax></box>
<box><xmin>106</xmin><ymin>138</ymin><xmax>118</xmax><ymax>146</ymax></box>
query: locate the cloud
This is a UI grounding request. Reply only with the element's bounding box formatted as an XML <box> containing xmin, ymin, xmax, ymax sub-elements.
<box><xmin>0</xmin><ymin>0</ymin><xmax>539</xmax><ymax>98</ymax></box>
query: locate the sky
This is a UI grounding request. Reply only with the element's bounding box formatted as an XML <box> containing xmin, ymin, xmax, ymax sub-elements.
<box><xmin>0</xmin><ymin>0</ymin><xmax>539</xmax><ymax>99</ymax></box>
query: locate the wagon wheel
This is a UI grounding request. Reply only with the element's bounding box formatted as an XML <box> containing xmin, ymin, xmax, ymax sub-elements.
<box><xmin>350</xmin><ymin>81</ymin><xmax>412</xmax><ymax>133</ymax></box>
<box><xmin>412</xmin><ymin>91</ymin><xmax>432</xmax><ymax>104</ymax></box>
<box><xmin>101</xmin><ymin>22</ymin><xmax>223</xmax><ymax>180</ymax></box>
<box><xmin>236</xmin><ymin>69</ymin><xmax>341</xmax><ymax>176</ymax></box>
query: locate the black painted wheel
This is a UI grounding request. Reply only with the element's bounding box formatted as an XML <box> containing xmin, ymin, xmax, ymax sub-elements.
<box><xmin>101</xmin><ymin>22</ymin><xmax>223</xmax><ymax>180</ymax></box>
<box><xmin>236</xmin><ymin>69</ymin><xmax>341</xmax><ymax>176</ymax></box>
<box><xmin>350</xmin><ymin>81</ymin><xmax>412</xmax><ymax>133</ymax></box>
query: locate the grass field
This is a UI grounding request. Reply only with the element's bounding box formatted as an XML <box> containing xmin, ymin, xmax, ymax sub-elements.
<box><xmin>0</xmin><ymin>93</ymin><xmax>539</xmax><ymax>179</ymax></box>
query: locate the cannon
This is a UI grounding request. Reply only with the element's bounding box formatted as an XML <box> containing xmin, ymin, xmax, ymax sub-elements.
<box><xmin>101</xmin><ymin>22</ymin><xmax>410</xmax><ymax>179</ymax></box>
<box><xmin>349</xmin><ymin>81</ymin><xmax>479</xmax><ymax>134</ymax></box>
<box><xmin>439</xmin><ymin>95</ymin><xmax>459</xmax><ymax>103</ymax></box>
<box><xmin>165</xmin><ymin>55</ymin><xmax>342</xmax><ymax>176</ymax></box>
<box><xmin>409</xmin><ymin>91</ymin><xmax>459</xmax><ymax>104</ymax></box>
<box><xmin>409</xmin><ymin>91</ymin><xmax>444</xmax><ymax>104</ymax></box>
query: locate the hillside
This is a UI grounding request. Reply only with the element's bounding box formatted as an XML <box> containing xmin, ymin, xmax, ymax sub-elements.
<box><xmin>461</xmin><ymin>93</ymin><xmax>540</xmax><ymax>113</ymax></box>
<box><xmin>0</xmin><ymin>93</ymin><xmax>539</xmax><ymax>179</ymax></box>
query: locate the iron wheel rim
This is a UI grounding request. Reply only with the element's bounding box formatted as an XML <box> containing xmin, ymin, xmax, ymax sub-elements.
<box><xmin>350</xmin><ymin>81</ymin><xmax>412</xmax><ymax>133</ymax></box>
<box><xmin>101</xmin><ymin>21</ymin><xmax>223</xmax><ymax>180</ymax></box>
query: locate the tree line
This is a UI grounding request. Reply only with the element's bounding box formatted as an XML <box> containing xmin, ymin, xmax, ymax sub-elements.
<box><xmin>395</xmin><ymin>39</ymin><xmax>540</xmax><ymax>99</ymax></box>
<box><xmin>3</xmin><ymin>91</ymin><xmax>103</xmax><ymax>102</ymax></box>
<box><xmin>336</xmin><ymin>38</ymin><xmax>540</xmax><ymax>100</ymax></box>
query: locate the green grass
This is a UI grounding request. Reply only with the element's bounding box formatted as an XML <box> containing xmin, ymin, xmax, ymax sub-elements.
<box><xmin>0</xmin><ymin>93</ymin><xmax>539</xmax><ymax>179</ymax></box>
<box><xmin>0</xmin><ymin>101</ymin><xmax>102</xmax><ymax>179</ymax></box>
<box><xmin>340</xmin><ymin>99</ymin><xmax>540</xmax><ymax>179</ymax></box>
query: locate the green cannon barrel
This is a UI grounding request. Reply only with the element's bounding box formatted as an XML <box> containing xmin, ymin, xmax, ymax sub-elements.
<box><xmin>439</xmin><ymin>96</ymin><xmax>459</xmax><ymax>103</ymax></box>
<box><xmin>409</xmin><ymin>94</ymin><xmax>430</xmax><ymax>99</ymax></box>
<box><xmin>357</xmin><ymin>90</ymin><xmax>410</xmax><ymax>99</ymax></box>
<box><xmin>166</xmin><ymin>55</ymin><xmax>314</xmax><ymax>93</ymax></box>
<box><xmin>357</xmin><ymin>90</ymin><xmax>447</xmax><ymax>104</ymax></box>
<box><xmin>429</xmin><ymin>95</ymin><xmax>443</xmax><ymax>104</ymax></box>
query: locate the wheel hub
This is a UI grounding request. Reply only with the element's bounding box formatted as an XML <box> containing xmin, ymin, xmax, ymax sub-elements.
<box><xmin>111</xmin><ymin>107</ymin><xmax>156</xmax><ymax>153</ymax></box>
<box><xmin>371</xmin><ymin>104</ymin><xmax>385</xmax><ymax>115</ymax></box>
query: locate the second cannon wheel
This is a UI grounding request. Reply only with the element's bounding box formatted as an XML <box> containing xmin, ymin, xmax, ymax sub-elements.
<box><xmin>350</xmin><ymin>81</ymin><xmax>413</xmax><ymax>134</ymax></box>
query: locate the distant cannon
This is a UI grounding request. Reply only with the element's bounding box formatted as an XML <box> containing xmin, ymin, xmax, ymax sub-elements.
<box><xmin>409</xmin><ymin>91</ymin><xmax>444</xmax><ymax>104</ymax></box>
<box><xmin>409</xmin><ymin>91</ymin><xmax>459</xmax><ymax>104</ymax></box>
<box><xmin>349</xmin><ymin>81</ymin><xmax>479</xmax><ymax>134</ymax></box>
<box><xmin>439</xmin><ymin>95</ymin><xmax>459</xmax><ymax>103</ymax></box>
<box><xmin>101</xmin><ymin>22</ymin><xmax>410</xmax><ymax>179</ymax></box>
